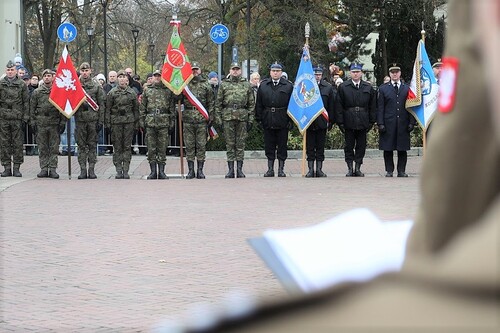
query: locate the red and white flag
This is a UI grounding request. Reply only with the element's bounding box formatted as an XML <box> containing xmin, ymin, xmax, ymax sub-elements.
<box><xmin>49</xmin><ymin>46</ymin><xmax>86</xmax><ymax>118</ymax></box>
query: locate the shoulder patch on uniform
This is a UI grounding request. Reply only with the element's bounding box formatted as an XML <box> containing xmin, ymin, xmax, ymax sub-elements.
<box><xmin>438</xmin><ymin>57</ymin><xmax>459</xmax><ymax>113</ymax></box>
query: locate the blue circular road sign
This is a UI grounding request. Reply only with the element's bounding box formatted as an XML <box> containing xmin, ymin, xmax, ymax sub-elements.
<box><xmin>210</xmin><ymin>24</ymin><xmax>229</xmax><ymax>45</ymax></box>
<box><xmin>57</xmin><ymin>23</ymin><xmax>77</xmax><ymax>43</ymax></box>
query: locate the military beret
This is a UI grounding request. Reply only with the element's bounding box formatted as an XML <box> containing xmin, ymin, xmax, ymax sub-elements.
<box><xmin>153</xmin><ymin>69</ymin><xmax>161</xmax><ymax>76</ymax></box>
<box><xmin>388</xmin><ymin>63</ymin><xmax>401</xmax><ymax>72</ymax></box>
<box><xmin>350</xmin><ymin>63</ymin><xmax>363</xmax><ymax>71</ymax></box>
<box><xmin>117</xmin><ymin>70</ymin><xmax>128</xmax><ymax>77</ymax></box>
<box><xmin>80</xmin><ymin>62</ymin><xmax>90</xmax><ymax>70</ymax></box>
<box><xmin>191</xmin><ymin>62</ymin><xmax>200</xmax><ymax>70</ymax></box>
<box><xmin>42</xmin><ymin>69</ymin><xmax>54</xmax><ymax>76</ymax></box>
<box><xmin>22</xmin><ymin>74</ymin><xmax>31</xmax><ymax>80</ymax></box>
<box><xmin>6</xmin><ymin>60</ymin><xmax>15</xmax><ymax>68</ymax></box>
<box><xmin>230</xmin><ymin>62</ymin><xmax>240</xmax><ymax>69</ymax></box>
<box><xmin>146</xmin><ymin>72</ymin><xmax>153</xmax><ymax>79</ymax></box>
<box><xmin>270</xmin><ymin>62</ymin><xmax>283</xmax><ymax>70</ymax></box>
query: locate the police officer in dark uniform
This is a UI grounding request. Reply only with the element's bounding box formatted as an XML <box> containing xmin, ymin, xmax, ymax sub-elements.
<box><xmin>255</xmin><ymin>63</ymin><xmax>293</xmax><ymax>177</ymax></box>
<box><xmin>335</xmin><ymin>63</ymin><xmax>376</xmax><ymax>177</ymax></box>
<box><xmin>305</xmin><ymin>67</ymin><xmax>335</xmax><ymax>178</ymax></box>
<box><xmin>377</xmin><ymin>63</ymin><xmax>416</xmax><ymax>177</ymax></box>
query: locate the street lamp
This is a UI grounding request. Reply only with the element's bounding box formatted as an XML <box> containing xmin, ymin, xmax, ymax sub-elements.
<box><xmin>86</xmin><ymin>26</ymin><xmax>94</xmax><ymax>68</ymax></box>
<box><xmin>100</xmin><ymin>0</ymin><xmax>108</xmax><ymax>78</ymax></box>
<box><xmin>131</xmin><ymin>28</ymin><xmax>139</xmax><ymax>75</ymax></box>
<box><xmin>149</xmin><ymin>42</ymin><xmax>155</xmax><ymax>72</ymax></box>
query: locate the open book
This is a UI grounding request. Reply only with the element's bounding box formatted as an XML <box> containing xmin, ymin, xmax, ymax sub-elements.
<box><xmin>248</xmin><ymin>208</ymin><xmax>413</xmax><ymax>294</ymax></box>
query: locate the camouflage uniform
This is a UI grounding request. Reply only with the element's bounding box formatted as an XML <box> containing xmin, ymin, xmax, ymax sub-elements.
<box><xmin>183</xmin><ymin>75</ymin><xmax>214</xmax><ymax>179</ymax></box>
<box><xmin>0</xmin><ymin>67</ymin><xmax>29</xmax><ymax>177</ymax></box>
<box><xmin>30</xmin><ymin>80</ymin><xmax>67</xmax><ymax>178</ymax></box>
<box><xmin>76</xmin><ymin>75</ymin><xmax>105</xmax><ymax>179</ymax></box>
<box><xmin>139</xmin><ymin>79</ymin><xmax>175</xmax><ymax>179</ymax></box>
<box><xmin>216</xmin><ymin>74</ymin><xmax>255</xmax><ymax>178</ymax></box>
<box><xmin>105</xmin><ymin>85</ymin><xmax>139</xmax><ymax>179</ymax></box>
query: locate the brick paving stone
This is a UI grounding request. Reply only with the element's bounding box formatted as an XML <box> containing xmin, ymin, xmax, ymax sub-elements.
<box><xmin>1</xmin><ymin>153</ymin><xmax>421</xmax><ymax>331</ymax></box>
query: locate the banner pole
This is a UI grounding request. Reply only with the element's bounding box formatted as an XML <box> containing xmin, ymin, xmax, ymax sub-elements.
<box><xmin>177</xmin><ymin>100</ymin><xmax>185</xmax><ymax>177</ymax></box>
<box><xmin>302</xmin><ymin>131</ymin><xmax>307</xmax><ymax>177</ymax></box>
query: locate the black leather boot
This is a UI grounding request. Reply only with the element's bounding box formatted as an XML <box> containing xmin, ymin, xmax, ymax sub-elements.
<box><xmin>147</xmin><ymin>162</ymin><xmax>157</xmax><ymax>179</ymax></box>
<box><xmin>48</xmin><ymin>168</ymin><xmax>60</xmax><ymax>179</ymax></box>
<box><xmin>158</xmin><ymin>163</ymin><xmax>168</xmax><ymax>179</ymax></box>
<box><xmin>354</xmin><ymin>163</ymin><xmax>364</xmax><ymax>177</ymax></box>
<box><xmin>277</xmin><ymin>160</ymin><xmax>286</xmax><ymax>177</ymax></box>
<box><xmin>186</xmin><ymin>161</ymin><xmax>195</xmax><ymax>179</ymax></box>
<box><xmin>346</xmin><ymin>161</ymin><xmax>354</xmax><ymax>177</ymax></box>
<box><xmin>78</xmin><ymin>166</ymin><xmax>88</xmax><ymax>179</ymax></box>
<box><xmin>88</xmin><ymin>164</ymin><xmax>97</xmax><ymax>179</ymax></box>
<box><xmin>37</xmin><ymin>169</ymin><xmax>48</xmax><ymax>178</ymax></box>
<box><xmin>1</xmin><ymin>164</ymin><xmax>12</xmax><ymax>177</ymax></box>
<box><xmin>236</xmin><ymin>161</ymin><xmax>245</xmax><ymax>178</ymax></box>
<box><xmin>305</xmin><ymin>161</ymin><xmax>315</xmax><ymax>178</ymax></box>
<box><xmin>225</xmin><ymin>161</ymin><xmax>235</xmax><ymax>178</ymax></box>
<box><xmin>264</xmin><ymin>160</ymin><xmax>275</xmax><ymax>177</ymax></box>
<box><xmin>196</xmin><ymin>161</ymin><xmax>205</xmax><ymax>179</ymax></box>
<box><xmin>316</xmin><ymin>161</ymin><xmax>327</xmax><ymax>177</ymax></box>
<box><xmin>12</xmin><ymin>164</ymin><xmax>22</xmax><ymax>177</ymax></box>
<box><xmin>123</xmin><ymin>163</ymin><xmax>130</xmax><ymax>179</ymax></box>
<box><xmin>115</xmin><ymin>166</ymin><xmax>124</xmax><ymax>179</ymax></box>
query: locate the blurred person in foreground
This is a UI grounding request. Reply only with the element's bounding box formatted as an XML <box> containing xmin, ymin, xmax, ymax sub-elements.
<box><xmin>171</xmin><ymin>0</ymin><xmax>500</xmax><ymax>331</ymax></box>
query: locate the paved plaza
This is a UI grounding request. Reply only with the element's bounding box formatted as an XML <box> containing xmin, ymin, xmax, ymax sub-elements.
<box><xmin>1</xmin><ymin>151</ymin><xmax>422</xmax><ymax>332</ymax></box>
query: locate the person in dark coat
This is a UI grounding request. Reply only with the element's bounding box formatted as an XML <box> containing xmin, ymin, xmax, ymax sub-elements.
<box><xmin>255</xmin><ymin>62</ymin><xmax>293</xmax><ymax>177</ymax></box>
<box><xmin>335</xmin><ymin>63</ymin><xmax>377</xmax><ymax>177</ymax></box>
<box><xmin>377</xmin><ymin>63</ymin><xmax>416</xmax><ymax>177</ymax></box>
<box><xmin>305</xmin><ymin>67</ymin><xmax>335</xmax><ymax>177</ymax></box>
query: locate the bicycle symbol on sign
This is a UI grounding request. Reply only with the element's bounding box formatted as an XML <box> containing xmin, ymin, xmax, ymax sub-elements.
<box><xmin>211</xmin><ymin>28</ymin><xmax>228</xmax><ymax>39</ymax></box>
<box><xmin>210</xmin><ymin>24</ymin><xmax>229</xmax><ymax>44</ymax></box>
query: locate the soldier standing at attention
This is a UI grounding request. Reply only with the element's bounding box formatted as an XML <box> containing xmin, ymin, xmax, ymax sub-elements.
<box><xmin>335</xmin><ymin>63</ymin><xmax>377</xmax><ymax>177</ymax></box>
<box><xmin>76</xmin><ymin>62</ymin><xmax>105</xmax><ymax>179</ymax></box>
<box><xmin>255</xmin><ymin>62</ymin><xmax>293</xmax><ymax>177</ymax></box>
<box><xmin>0</xmin><ymin>60</ymin><xmax>29</xmax><ymax>177</ymax></box>
<box><xmin>105</xmin><ymin>70</ymin><xmax>140</xmax><ymax>179</ymax></box>
<box><xmin>139</xmin><ymin>70</ymin><xmax>175</xmax><ymax>180</ymax></box>
<box><xmin>216</xmin><ymin>62</ymin><xmax>255</xmax><ymax>178</ymax></box>
<box><xmin>181</xmin><ymin>62</ymin><xmax>214</xmax><ymax>179</ymax></box>
<box><xmin>305</xmin><ymin>66</ymin><xmax>335</xmax><ymax>178</ymax></box>
<box><xmin>377</xmin><ymin>63</ymin><xmax>416</xmax><ymax>177</ymax></box>
<box><xmin>30</xmin><ymin>69</ymin><xmax>67</xmax><ymax>179</ymax></box>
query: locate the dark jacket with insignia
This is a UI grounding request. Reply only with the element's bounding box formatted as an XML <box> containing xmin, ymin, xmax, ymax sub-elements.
<box><xmin>255</xmin><ymin>77</ymin><xmax>293</xmax><ymax>129</ymax></box>
<box><xmin>335</xmin><ymin>79</ymin><xmax>376</xmax><ymax>130</ymax></box>
<box><xmin>308</xmin><ymin>79</ymin><xmax>335</xmax><ymax>130</ymax></box>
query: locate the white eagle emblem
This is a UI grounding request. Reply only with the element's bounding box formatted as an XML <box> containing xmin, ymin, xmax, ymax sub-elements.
<box><xmin>55</xmin><ymin>69</ymin><xmax>77</xmax><ymax>91</ymax></box>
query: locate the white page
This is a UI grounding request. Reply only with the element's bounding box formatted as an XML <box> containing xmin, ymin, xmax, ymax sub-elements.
<box><xmin>263</xmin><ymin>208</ymin><xmax>414</xmax><ymax>293</ymax></box>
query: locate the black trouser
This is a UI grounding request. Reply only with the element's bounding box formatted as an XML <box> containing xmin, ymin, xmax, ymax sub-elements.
<box><xmin>344</xmin><ymin>129</ymin><xmax>367</xmax><ymax>164</ymax></box>
<box><xmin>264</xmin><ymin>128</ymin><xmax>288</xmax><ymax>161</ymax></box>
<box><xmin>384</xmin><ymin>150</ymin><xmax>407</xmax><ymax>173</ymax></box>
<box><xmin>306</xmin><ymin>128</ymin><xmax>327</xmax><ymax>161</ymax></box>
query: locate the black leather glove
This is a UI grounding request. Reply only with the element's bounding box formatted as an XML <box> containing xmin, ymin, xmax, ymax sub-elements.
<box><xmin>378</xmin><ymin>124</ymin><xmax>386</xmax><ymax>133</ymax></box>
<box><xmin>366</xmin><ymin>123</ymin><xmax>373</xmax><ymax>132</ymax></box>
<box><xmin>287</xmin><ymin>120</ymin><xmax>294</xmax><ymax>130</ymax></box>
<box><xmin>407</xmin><ymin>123</ymin><xmax>415</xmax><ymax>132</ymax></box>
<box><xmin>96</xmin><ymin>122</ymin><xmax>103</xmax><ymax>133</ymax></box>
<box><xmin>59</xmin><ymin>123</ymin><xmax>66</xmax><ymax>135</ymax></box>
<box><xmin>338</xmin><ymin>124</ymin><xmax>345</xmax><ymax>133</ymax></box>
<box><xmin>328</xmin><ymin>122</ymin><xmax>333</xmax><ymax>131</ymax></box>
<box><xmin>246</xmin><ymin>121</ymin><xmax>253</xmax><ymax>132</ymax></box>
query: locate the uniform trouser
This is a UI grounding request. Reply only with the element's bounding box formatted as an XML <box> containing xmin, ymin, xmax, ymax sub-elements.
<box><xmin>146</xmin><ymin>126</ymin><xmax>169</xmax><ymax>163</ymax></box>
<box><xmin>111</xmin><ymin>122</ymin><xmax>135</xmax><ymax>171</ymax></box>
<box><xmin>264</xmin><ymin>127</ymin><xmax>289</xmax><ymax>161</ymax></box>
<box><xmin>37</xmin><ymin>125</ymin><xmax>60</xmax><ymax>170</ymax></box>
<box><xmin>344</xmin><ymin>129</ymin><xmax>367</xmax><ymax>164</ymax></box>
<box><xmin>223</xmin><ymin>120</ymin><xmax>247</xmax><ymax>161</ymax></box>
<box><xmin>184</xmin><ymin>122</ymin><xmax>207</xmax><ymax>162</ymax></box>
<box><xmin>0</xmin><ymin>119</ymin><xmax>24</xmax><ymax>166</ymax></box>
<box><xmin>75</xmin><ymin>121</ymin><xmax>98</xmax><ymax>167</ymax></box>
<box><xmin>306</xmin><ymin>128</ymin><xmax>327</xmax><ymax>162</ymax></box>
<box><xmin>384</xmin><ymin>150</ymin><xmax>408</xmax><ymax>173</ymax></box>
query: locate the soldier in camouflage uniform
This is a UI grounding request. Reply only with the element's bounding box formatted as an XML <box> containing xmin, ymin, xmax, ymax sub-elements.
<box><xmin>76</xmin><ymin>62</ymin><xmax>105</xmax><ymax>179</ymax></box>
<box><xmin>30</xmin><ymin>69</ymin><xmax>67</xmax><ymax>179</ymax></box>
<box><xmin>215</xmin><ymin>62</ymin><xmax>255</xmax><ymax>178</ymax></box>
<box><xmin>139</xmin><ymin>70</ymin><xmax>175</xmax><ymax>180</ymax></box>
<box><xmin>0</xmin><ymin>60</ymin><xmax>29</xmax><ymax>177</ymax></box>
<box><xmin>105</xmin><ymin>70</ymin><xmax>140</xmax><ymax>179</ymax></box>
<box><xmin>181</xmin><ymin>62</ymin><xmax>214</xmax><ymax>179</ymax></box>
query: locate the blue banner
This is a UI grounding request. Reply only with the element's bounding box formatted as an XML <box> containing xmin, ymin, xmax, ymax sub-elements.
<box><xmin>287</xmin><ymin>46</ymin><xmax>326</xmax><ymax>134</ymax></box>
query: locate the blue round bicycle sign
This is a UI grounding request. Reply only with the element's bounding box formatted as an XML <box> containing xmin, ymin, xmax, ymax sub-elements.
<box><xmin>210</xmin><ymin>24</ymin><xmax>229</xmax><ymax>45</ymax></box>
<box><xmin>57</xmin><ymin>22</ymin><xmax>77</xmax><ymax>43</ymax></box>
